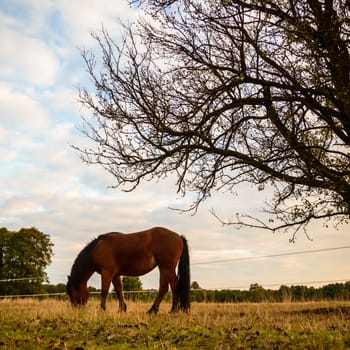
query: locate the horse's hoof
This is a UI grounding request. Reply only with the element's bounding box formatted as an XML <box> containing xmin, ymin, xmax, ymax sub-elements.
<box><xmin>118</xmin><ymin>305</ymin><xmax>127</xmax><ymax>313</ymax></box>
<box><xmin>147</xmin><ymin>308</ymin><xmax>158</xmax><ymax>315</ymax></box>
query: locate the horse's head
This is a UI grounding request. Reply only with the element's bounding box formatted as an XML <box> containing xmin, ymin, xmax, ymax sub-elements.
<box><xmin>66</xmin><ymin>275</ymin><xmax>89</xmax><ymax>307</ymax></box>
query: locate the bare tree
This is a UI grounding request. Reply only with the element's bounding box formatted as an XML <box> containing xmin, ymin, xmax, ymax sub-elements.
<box><xmin>76</xmin><ymin>0</ymin><xmax>350</xmax><ymax>239</ymax></box>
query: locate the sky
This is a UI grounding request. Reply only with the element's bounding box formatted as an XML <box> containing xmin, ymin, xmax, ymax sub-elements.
<box><xmin>0</xmin><ymin>0</ymin><xmax>349</xmax><ymax>292</ymax></box>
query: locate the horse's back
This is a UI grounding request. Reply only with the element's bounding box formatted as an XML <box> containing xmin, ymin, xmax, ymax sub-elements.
<box><xmin>148</xmin><ymin>226</ymin><xmax>183</xmax><ymax>244</ymax></box>
<box><xmin>103</xmin><ymin>226</ymin><xmax>182</xmax><ymax>246</ymax></box>
<box><xmin>114</xmin><ymin>226</ymin><xmax>183</xmax><ymax>259</ymax></box>
<box><xmin>92</xmin><ymin>227</ymin><xmax>183</xmax><ymax>273</ymax></box>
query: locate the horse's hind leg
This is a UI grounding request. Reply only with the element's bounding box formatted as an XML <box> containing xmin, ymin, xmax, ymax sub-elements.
<box><xmin>168</xmin><ymin>270</ymin><xmax>180</xmax><ymax>312</ymax></box>
<box><xmin>147</xmin><ymin>268</ymin><xmax>169</xmax><ymax>314</ymax></box>
<box><xmin>112</xmin><ymin>275</ymin><xmax>127</xmax><ymax>312</ymax></box>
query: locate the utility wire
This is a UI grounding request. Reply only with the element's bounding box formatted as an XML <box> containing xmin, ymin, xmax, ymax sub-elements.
<box><xmin>0</xmin><ymin>278</ymin><xmax>349</xmax><ymax>298</ymax></box>
<box><xmin>192</xmin><ymin>245</ymin><xmax>350</xmax><ymax>265</ymax></box>
<box><xmin>1</xmin><ymin>246</ymin><xmax>349</xmax><ymax>297</ymax></box>
<box><xmin>209</xmin><ymin>278</ymin><xmax>350</xmax><ymax>291</ymax></box>
<box><xmin>0</xmin><ymin>277</ymin><xmax>41</xmax><ymax>282</ymax></box>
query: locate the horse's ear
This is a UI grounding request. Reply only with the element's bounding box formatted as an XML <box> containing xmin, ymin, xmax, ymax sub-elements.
<box><xmin>67</xmin><ymin>275</ymin><xmax>71</xmax><ymax>282</ymax></box>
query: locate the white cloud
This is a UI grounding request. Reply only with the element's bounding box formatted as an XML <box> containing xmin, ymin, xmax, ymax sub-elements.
<box><xmin>0</xmin><ymin>27</ymin><xmax>59</xmax><ymax>87</ymax></box>
<box><xmin>40</xmin><ymin>86</ymin><xmax>78</xmax><ymax>115</ymax></box>
<box><xmin>54</xmin><ymin>0</ymin><xmax>141</xmax><ymax>48</ymax></box>
<box><xmin>0</xmin><ymin>9</ymin><xmax>20</xmax><ymax>29</ymax></box>
<box><xmin>0</xmin><ymin>85</ymin><xmax>51</xmax><ymax>131</ymax></box>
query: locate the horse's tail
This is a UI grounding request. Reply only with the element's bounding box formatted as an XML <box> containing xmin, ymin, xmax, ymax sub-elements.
<box><xmin>177</xmin><ymin>236</ymin><xmax>191</xmax><ymax>312</ymax></box>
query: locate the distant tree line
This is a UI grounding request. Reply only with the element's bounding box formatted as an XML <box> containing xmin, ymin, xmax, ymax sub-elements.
<box><xmin>41</xmin><ymin>280</ymin><xmax>350</xmax><ymax>303</ymax></box>
<box><xmin>190</xmin><ymin>282</ymin><xmax>350</xmax><ymax>303</ymax></box>
<box><xmin>5</xmin><ymin>274</ymin><xmax>350</xmax><ymax>303</ymax></box>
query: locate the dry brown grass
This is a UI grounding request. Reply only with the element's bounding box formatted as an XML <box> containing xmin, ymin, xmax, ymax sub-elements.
<box><xmin>0</xmin><ymin>298</ymin><xmax>349</xmax><ymax>349</ymax></box>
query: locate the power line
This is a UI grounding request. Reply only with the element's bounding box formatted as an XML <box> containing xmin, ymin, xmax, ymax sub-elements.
<box><xmin>211</xmin><ymin>278</ymin><xmax>350</xmax><ymax>291</ymax></box>
<box><xmin>192</xmin><ymin>245</ymin><xmax>350</xmax><ymax>265</ymax></box>
<box><xmin>0</xmin><ymin>277</ymin><xmax>41</xmax><ymax>283</ymax></box>
<box><xmin>0</xmin><ymin>278</ymin><xmax>349</xmax><ymax>298</ymax></box>
<box><xmin>1</xmin><ymin>246</ymin><xmax>349</xmax><ymax>297</ymax></box>
<box><xmin>0</xmin><ymin>292</ymin><xmax>65</xmax><ymax>299</ymax></box>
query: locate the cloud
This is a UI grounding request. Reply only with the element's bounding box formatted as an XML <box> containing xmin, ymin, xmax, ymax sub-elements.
<box><xmin>0</xmin><ymin>27</ymin><xmax>60</xmax><ymax>87</ymax></box>
<box><xmin>53</xmin><ymin>0</ymin><xmax>141</xmax><ymax>48</ymax></box>
<box><xmin>0</xmin><ymin>85</ymin><xmax>51</xmax><ymax>132</ymax></box>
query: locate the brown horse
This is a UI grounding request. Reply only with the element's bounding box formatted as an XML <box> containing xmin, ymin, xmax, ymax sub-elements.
<box><xmin>66</xmin><ymin>227</ymin><xmax>190</xmax><ymax>314</ymax></box>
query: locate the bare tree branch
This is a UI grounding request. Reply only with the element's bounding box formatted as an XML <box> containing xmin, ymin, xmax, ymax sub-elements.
<box><xmin>75</xmin><ymin>0</ymin><xmax>350</xmax><ymax>237</ymax></box>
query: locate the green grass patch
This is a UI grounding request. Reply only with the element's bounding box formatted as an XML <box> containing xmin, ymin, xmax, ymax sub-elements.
<box><xmin>0</xmin><ymin>299</ymin><xmax>349</xmax><ymax>349</ymax></box>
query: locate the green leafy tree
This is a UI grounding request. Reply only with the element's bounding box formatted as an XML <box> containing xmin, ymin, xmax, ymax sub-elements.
<box><xmin>249</xmin><ymin>283</ymin><xmax>266</xmax><ymax>302</ymax></box>
<box><xmin>122</xmin><ymin>276</ymin><xmax>143</xmax><ymax>291</ymax></box>
<box><xmin>76</xmin><ymin>0</ymin><xmax>350</xmax><ymax>240</ymax></box>
<box><xmin>278</xmin><ymin>285</ymin><xmax>292</xmax><ymax>302</ymax></box>
<box><xmin>291</xmin><ymin>285</ymin><xmax>308</xmax><ymax>301</ymax></box>
<box><xmin>0</xmin><ymin>227</ymin><xmax>53</xmax><ymax>295</ymax></box>
<box><xmin>191</xmin><ymin>281</ymin><xmax>206</xmax><ymax>302</ymax></box>
<box><xmin>191</xmin><ymin>281</ymin><xmax>201</xmax><ymax>290</ymax></box>
<box><xmin>43</xmin><ymin>283</ymin><xmax>67</xmax><ymax>294</ymax></box>
<box><xmin>0</xmin><ymin>227</ymin><xmax>8</xmax><ymax>288</ymax></box>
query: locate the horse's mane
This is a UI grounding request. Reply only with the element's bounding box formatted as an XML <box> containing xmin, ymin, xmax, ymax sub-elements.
<box><xmin>70</xmin><ymin>234</ymin><xmax>107</xmax><ymax>287</ymax></box>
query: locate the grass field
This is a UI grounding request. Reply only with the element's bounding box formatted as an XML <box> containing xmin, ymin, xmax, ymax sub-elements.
<box><xmin>0</xmin><ymin>298</ymin><xmax>349</xmax><ymax>349</ymax></box>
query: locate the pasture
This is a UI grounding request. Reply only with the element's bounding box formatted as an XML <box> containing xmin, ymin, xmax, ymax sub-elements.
<box><xmin>0</xmin><ymin>298</ymin><xmax>349</xmax><ymax>349</ymax></box>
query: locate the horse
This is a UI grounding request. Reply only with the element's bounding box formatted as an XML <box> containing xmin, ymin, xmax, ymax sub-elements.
<box><xmin>66</xmin><ymin>227</ymin><xmax>190</xmax><ymax>314</ymax></box>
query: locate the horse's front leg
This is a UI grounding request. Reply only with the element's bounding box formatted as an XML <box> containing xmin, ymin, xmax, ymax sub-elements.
<box><xmin>100</xmin><ymin>272</ymin><xmax>113</xmax><ymax>310</ymax></box>
<box><xmin>112</xmin><ymin>275</ymin><xmax>127</xmax><ymax>312</ymax></box>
